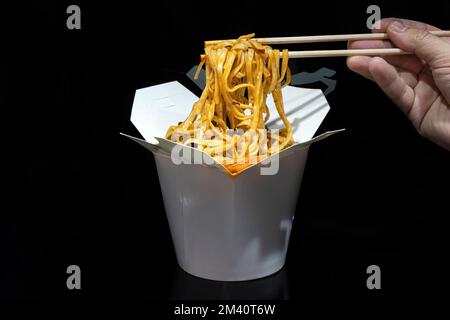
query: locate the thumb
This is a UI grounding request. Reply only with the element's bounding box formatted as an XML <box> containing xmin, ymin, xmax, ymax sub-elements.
<box><xmin>386</xmin><ymin>21</ymin><xmax>450</xmax><ymax>69</ymax></box>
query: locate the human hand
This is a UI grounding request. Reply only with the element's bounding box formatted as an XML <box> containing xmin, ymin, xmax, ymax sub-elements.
<box><xmin>347</xmin><ymin>18</ymin><xmax>450</xmax><ymax>150</ymax></box>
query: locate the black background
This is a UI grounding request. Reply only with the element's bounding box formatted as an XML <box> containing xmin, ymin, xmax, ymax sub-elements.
<box><xmin>2</xmin><ymin>0</ymin><xmax>449</xmax><ymax>305</ymax></box>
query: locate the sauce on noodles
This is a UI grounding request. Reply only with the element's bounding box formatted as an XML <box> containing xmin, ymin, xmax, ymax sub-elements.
<box><xmin>165</xmin><ymin>34</ymin><xmax>293</xmax><ymax>175</ymax></box>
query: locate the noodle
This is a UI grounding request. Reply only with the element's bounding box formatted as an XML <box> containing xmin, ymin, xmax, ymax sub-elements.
<box><xmin>165</xmin><ymin>34</ymin><xmax>294</xmax><ymax>174</ymax></box>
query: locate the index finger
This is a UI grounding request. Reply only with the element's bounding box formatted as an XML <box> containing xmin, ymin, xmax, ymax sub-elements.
<box><xmin>372</xmin><ymin>17</ymin><xmax>441</xmax><ymax>32</ymax></box>
<box><xmin>373</xmin><ymin>18</ymin><xmax>450</xmax><ymax>45</ymax></box>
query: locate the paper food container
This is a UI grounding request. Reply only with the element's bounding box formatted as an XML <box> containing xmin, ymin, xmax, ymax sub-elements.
<box><xmin>121</xmin><ymin>80</ymin><xmax>343</xmax><ymax>281</ymax></box>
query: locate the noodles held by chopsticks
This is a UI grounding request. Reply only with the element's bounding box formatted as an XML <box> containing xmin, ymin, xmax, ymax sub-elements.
<box><xmin>165</xmin><ymin>34</ymin><xmax>294</xmax><ymax>174</ymax></box>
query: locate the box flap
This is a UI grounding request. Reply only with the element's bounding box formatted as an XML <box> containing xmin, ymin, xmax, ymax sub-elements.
<box><xmin>131</xmin><ymin>81</ymin><xmax>330</xmax><ymax>144</ymax></box>
<box><xmin>124</xmin><ymin>80</ymin><xmax>343</xmax><ymax>174</ymax></box>
<box><xmin>131</xmin><ymin>81</ymin><xmax>199</xmax><ymax>144</ymax></box>
<box><xmin>265</xmin><ymin>86</ymin><xmax>330</xmax><ymax>143</ymax></box>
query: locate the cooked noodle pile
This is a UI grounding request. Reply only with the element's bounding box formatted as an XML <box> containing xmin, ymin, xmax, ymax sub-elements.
<box><xmin>165</xmin><ymin>34</ymin><xmax>294</xmax><ymax>173</ymax></box>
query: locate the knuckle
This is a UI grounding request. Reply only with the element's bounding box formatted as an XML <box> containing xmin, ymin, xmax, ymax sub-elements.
<box><xmin>413</xmin><ymin>29</ymin><xmax>431</xmax><ymax>42</ymax></box>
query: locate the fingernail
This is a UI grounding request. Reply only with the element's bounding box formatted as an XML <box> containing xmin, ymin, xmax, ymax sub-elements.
<box><xmin>390</xmin><ymin>21</ymin><xmax>406</xmax><ymax>33</ymax></box>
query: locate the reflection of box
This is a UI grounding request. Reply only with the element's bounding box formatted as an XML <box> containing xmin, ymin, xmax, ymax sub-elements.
<box><xmin>122</xmin><ymin>81</ymin><xmax>342</xmax><ymax>281</ymax></box>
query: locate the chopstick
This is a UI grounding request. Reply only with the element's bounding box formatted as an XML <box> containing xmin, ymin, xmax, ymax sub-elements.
<box><xmin>205</xmin><ymin>31</ymin><xmax>450</xmax><ymax>45</ymax></box>
<box><xmin>287</xmin><ymin>48</ymin><xmax>409</xmax><ymax>58</ymax></box>
<box><xmin>205</xmin><ymin>31</ymin><xmax>450</xmax><ymax>58</ymax></box>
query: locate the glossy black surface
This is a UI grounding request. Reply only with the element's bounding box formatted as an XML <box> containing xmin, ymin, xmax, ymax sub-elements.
<box><xmin>3</xmin><ymin>0</ymin><xmax>449</xmax><ymax>305</ymax></box>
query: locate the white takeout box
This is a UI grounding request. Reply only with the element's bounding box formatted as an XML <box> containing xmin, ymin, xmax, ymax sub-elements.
<box><xmin>122</xmin><ymin>81</ymin><xmax>343</xmax><ymax>281</ymax></box>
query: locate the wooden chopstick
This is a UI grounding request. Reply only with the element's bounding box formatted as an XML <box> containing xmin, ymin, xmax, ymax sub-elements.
<box><xmin>205</xmin><ymin>31</ymin><xmax>450</xmax><ymax>58</ymax></box>
<box><xmin>205</xmin><ymin>30</ymin><xmax>450</xmax><ymax>45</ymax></box>
<box><xmin>287</xmin><ymin>48</ymin><xmax>409</xmax><ymax>58</ymax></box>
